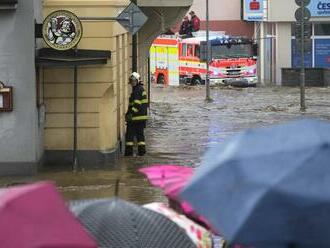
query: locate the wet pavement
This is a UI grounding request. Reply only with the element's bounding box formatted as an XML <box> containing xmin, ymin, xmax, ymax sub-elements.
<box><xmin>1</xmin><ymin>85</ymin><xmax>330</xmax><ymax>204</ymax></box>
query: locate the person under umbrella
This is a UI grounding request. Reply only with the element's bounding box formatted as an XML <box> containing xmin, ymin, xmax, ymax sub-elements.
<box><xmin>0</xmin><ymin>181</ymin><xmax>97</xmax><ymax>248</ymax></box>
<box><xmin>139</xmin><ymin>165</ymin><xmax>214</xmax><ymax>231</ymax></box>
<box><xmin>69</xmin><ymin>197</ymin><xmax>198</xmax><ymax>248</ymax></box>
<box><xmin>181</xmin><ymin>119</ymin><xmax>330</xmax><ymax>248</ymax></box>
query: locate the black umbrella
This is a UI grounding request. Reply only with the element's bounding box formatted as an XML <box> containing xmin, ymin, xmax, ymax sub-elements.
<box><xmin>69</xmin><ymin>198</ymin><xmax>197</xmax><ymax>248</ymax></box>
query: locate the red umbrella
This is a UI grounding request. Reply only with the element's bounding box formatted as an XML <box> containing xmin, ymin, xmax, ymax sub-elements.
<box><xmin>0</xmin><ymin>181</ymin><xmax>97</xmax><ymax>248</ymax></box>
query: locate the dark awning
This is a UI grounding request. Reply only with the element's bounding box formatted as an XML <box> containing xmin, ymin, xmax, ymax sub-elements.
<box><xmin>36</xmin><ymin>48</ymin><xmax>111</xmax><ymax>67</ymax></box>
<box><xmin>0</xmin><ymin>0</ymin><xmax>17</xmax><ymax>9</ymax></box>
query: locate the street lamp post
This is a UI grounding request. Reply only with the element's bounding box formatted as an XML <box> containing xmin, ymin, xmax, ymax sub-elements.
<box><xmin>300</xmin><ymin>1</ymin><xmax>306</xmax><ymax>111</ymax></box>
<box><xmin>205</xmin><ymin>0</ymin><xmax>212</xmax><ymax>102</ymax></box>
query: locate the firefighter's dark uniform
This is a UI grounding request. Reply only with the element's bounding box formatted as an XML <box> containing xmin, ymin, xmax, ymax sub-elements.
<box><xmin>125</xmin><ymin>82</ymin><xmax>148</xmax><ymax>156</ymax></box>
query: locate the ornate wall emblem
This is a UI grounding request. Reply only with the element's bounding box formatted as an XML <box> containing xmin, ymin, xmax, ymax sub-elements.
<box><xmin>42</xmin><ymin>10</ymin><xmax>83</xmax><ymax>51</ymax></box>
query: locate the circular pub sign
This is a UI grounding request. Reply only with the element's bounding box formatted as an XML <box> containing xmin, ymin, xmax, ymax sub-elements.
<box><xmin>42</xmin><ymin>10</ymin><xmax>83</xmax><ymax>51</ymax></box>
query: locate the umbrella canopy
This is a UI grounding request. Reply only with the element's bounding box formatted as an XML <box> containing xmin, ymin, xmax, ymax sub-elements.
<box><xmin>139</xmin><ymin>165</ymin><xmax>194</xmax><ymax>197</ymax></box>
<box><xmin>143</xmin><ymin>202</ymin><xmax>213</xmax><ymax>248</ymax></box>
<box><xmin>0</xmin><ymin>181</ymin><xmax>97</xmax><ymax>248</ymax></box>
<box><xmin>181</xmin><ymin>119</ymin><xmax>330</xmax><ymax>247</ymax></box>
<box><xmin>139</xmin><ymin>165</ymin><xmax>213</xmax><ymax>230</ymax></box>
<box><xmin>69</xmin><ymin>198</ymin><xmax>197</xmax><ymax>248</ymax></box>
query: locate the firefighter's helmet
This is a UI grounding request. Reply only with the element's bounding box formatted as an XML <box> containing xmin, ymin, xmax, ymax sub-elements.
<box><xmin>130</xmin><ymin>72</ymin><xmax>140</xmax><ymax>81</ymax></box>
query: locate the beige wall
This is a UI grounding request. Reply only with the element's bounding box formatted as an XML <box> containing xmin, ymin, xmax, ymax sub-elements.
<box><xmin>275</xmin><ymin>22</ymin><xmax>292</xmax><ymax>85</ymax></box>
<box><xmin>43</xmin><ymin>0</ymin><xmax>131</xmax><ymax>152</ymax></box>
<box><xmin>42</xmin><ymin>0</ymin><xmax>193</xmax><ymax>156</ymax></box>
<box><xmin>267</xmin><ymin>0</ymin><xmax>296</xmax><ymax>22</ymax></box>
<box><xmin>187</xmin><ymin>0</ymin><xmax>254</xmax><ymax>37</ymax></box>
<box><xmin>190</xmin><ymin>0</ymin><xmax>241</xmax><ymax>20</ymax></box>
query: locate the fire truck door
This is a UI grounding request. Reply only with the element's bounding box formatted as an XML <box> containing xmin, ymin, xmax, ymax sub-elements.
<box><xmin>167</xmin><ymin>47</ymin><xmax>179</xmax><ymax>86</ymax></box>
<box><xmin>155</xmin><ymin>46</ymin><xmax>169</xmax><ymax>84</ymax></box>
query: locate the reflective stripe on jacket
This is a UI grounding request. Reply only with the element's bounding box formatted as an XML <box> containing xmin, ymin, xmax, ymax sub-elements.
<box><xmin>128</xmin><ymin>83</ymin><xmax>148</xmax><ymax>121</ymax></box>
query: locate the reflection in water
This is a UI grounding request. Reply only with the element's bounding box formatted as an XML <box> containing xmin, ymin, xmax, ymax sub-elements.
<box><xmin>1</xmin><ymin>86</ymin><xmax>330</xmax><ymax>204</ymax></box>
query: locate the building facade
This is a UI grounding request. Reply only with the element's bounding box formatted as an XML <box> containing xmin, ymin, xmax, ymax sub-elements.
<box><xmin>42</xmin><ymin>0</ymin><xmax>132</xmax><ymax>167</ymax></box>
<box><xmin>0</xmin><ymin>0</ymin><xmax>43</xmax><ymax>175</ymax></box>
<box><xmin>189</xmin><ymin>0</ymin><xmax>254</xmax><ymax>37</ymax></box>
<box><xmin>249</xmin><ymin>0</ymin><xmax>330</xmax><ymax>85</ymax></box>
<box><xmin>0</xmin><ymin>0</ymin><xmax>193</xmax><ymax>176</ymax></box>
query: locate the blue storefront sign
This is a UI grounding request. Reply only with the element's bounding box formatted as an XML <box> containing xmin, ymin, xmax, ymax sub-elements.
<box><xmin>315</xmin><ymin>39</ymin><xmax>330</xmax><ymax>67</ymax></box>
<box><xmin>244</xmin><ymin>0</ymin><xmax>264</xmax><ymax>21</ymax></box>
<box><xmin>308</xmin><ymin>0</ymin><xmax>330</xmax><ymax>17</ymax></box>
<box><xmin>291</xmin><ymin>40</ymin><xmax>313</xmax><ymax>68</ymax></box>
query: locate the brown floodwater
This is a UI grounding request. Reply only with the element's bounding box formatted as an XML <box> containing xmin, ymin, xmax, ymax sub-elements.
<box><xmin>1</xmin><ymin>85</ymin><xmax>330</xmax><ymax>204</ymax></box>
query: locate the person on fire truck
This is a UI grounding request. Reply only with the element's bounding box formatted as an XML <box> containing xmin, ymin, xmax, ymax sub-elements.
<box><xmin>179</xmin><ymin>16</ymin><xmax>192</xmax><ymax>37</ymax></box>
<box><xmin>124</xmin><ymin>72</ymin><xmax>148</xmax><ymax>157</ymax></box>
<box><xmin>189</xmin><ymin>11</ymin><xmax>200</xmax><ymax>32</ymax></box>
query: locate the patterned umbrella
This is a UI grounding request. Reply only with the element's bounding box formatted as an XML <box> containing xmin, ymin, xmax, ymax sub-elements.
<box><xmin>69</xmin><ymin>198</ymin><xmax>197</xmax><ymax>248</ymax></box>
<box><xmin>139</xmin><ymin>165</ymin><xmax>213</xmax><ymax>231</ymax></box>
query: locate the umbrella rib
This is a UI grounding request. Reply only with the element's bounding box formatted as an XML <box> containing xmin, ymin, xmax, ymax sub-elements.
<box><xmin>129</xmin><ymin>209</ymin><xmax>142</xmax><ymax>248</ymax></box>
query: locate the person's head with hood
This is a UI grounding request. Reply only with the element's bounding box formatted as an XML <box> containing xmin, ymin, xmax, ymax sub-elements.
<box><xmin>189</xmin><ymin>10</ymin><xmax>196</xmax><ymax>18</ymax></box>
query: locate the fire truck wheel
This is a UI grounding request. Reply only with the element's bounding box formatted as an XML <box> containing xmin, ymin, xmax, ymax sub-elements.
<box><xmin>191</xmin><ymin>77</ymin><xmax>202</xmax><ymax>86</ymax></box>
<box><xmin>157</xmin><ymin>74</ymin><xmax>165</xmax><ymax>85</ymax></box>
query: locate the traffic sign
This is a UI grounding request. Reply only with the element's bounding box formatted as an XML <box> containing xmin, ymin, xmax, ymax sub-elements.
<box><xmin>295</xmin><ymin>0</ymin><xmax>311</xmax><ymax>6</ymax></box>
<box><xmin>294</xmin><ymin>22</ymin><xmax>312</xmax><ymax>39</ymax></box>
<box><xmin>295</xmin><ymin>7</ymin><xmax>311</xmax><ymax>22</ymax></box>
<box><xmin>116</xmin><ymin>2</ymin><xmax>148</xmax><ymax>35</ymax></box>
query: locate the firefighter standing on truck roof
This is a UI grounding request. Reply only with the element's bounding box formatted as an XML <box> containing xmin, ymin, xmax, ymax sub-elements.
<box><xmin>179</xmin><ymin>16</ymin><xmax>192</xmax><ymax>37</ymax></box>
<box><xmin>189</xmin><ymin>10</ymin><xmax>200</xmax><ymax>32</ymax></box>
<box><xmin>125</xmin><ymin>72</ymin><xmax>148</xmax><ymax>157</ymax></box>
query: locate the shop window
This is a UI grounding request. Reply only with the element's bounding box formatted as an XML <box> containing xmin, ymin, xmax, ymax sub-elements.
<box><xmin>182</xmin><ymin>44</ymin><xmax>187</xmax><ymax>56</ymax></box>
<box><xmin>315</xmin><ymin>24</ymin><xmax>330</xmax><ymax>36</ymax></box>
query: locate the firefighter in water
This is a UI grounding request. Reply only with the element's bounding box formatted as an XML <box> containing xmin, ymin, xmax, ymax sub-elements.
<box><xmin>125</xmin><ymin>72</ymin><xmax>148</xmax><ymax>156</ymax></box>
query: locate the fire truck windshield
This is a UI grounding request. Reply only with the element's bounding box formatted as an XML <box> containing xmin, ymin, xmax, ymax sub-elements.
<box><xmin>211</xmin><ymin>44</ymin><xmax>253</xmax><ymax>59</ymax></box>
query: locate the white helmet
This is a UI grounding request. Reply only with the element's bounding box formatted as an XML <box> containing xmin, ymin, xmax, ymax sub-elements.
<box><xmin>130</xmin><ymin>72</ymin><xmax>140</xmax><ymax>81</ymax></box>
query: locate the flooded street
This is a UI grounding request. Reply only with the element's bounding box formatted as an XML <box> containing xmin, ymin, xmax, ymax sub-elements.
<box><xmin>1</xmin><ymin>85</ymin><xmax>330</xmax><ymax>204</ymax></box>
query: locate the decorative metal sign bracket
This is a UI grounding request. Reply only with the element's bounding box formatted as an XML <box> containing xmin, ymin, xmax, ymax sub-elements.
<box><xmin>0</xmin><ymin>81</ymin><xmax>13</xmax><ymax>112</ymax></box>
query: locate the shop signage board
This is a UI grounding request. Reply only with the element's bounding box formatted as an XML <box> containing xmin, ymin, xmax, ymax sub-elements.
<box><xmin>307</xmin><ymin>0</ymin><xmax>330</xmax><ymax>17</ymax></box>
<box><xmin>292</xmin><ymin>39</ymin><xmax>313</xmax><ymax>68</ymax></box>
<box><xmin>42</xmin><ymin>10</ymin><xmax>83</xmax><ymax>51</ymax></box>
<box><xmin>0</xmin><ymin>82</ymin><xmax>13</xmax><ymax>112</ymax></box>
<box><xmin>314</xmin><ymin>39</ymin><xmax>330</xmax><ymax>67</ymax></box>
<box><xmin>243</xmin><ymin>0</ymin><xmax>266</xmax><ymax>21</ymax></box>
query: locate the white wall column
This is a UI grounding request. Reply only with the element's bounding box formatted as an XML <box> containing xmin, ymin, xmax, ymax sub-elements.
<box><xmin>275</xmin><ymin>22</ymin><xmax>292</xmax><ymax>85</ymax></box>
<box><xmin>259</xmin><ymin>22</ymin><xmax>266</xmax><ymax>84</ymax></box>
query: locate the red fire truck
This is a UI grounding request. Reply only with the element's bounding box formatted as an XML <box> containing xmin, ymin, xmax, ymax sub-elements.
<box><xmin>150</xmin><ymin>33</ymin><xmax>258</xmax><ymax>86</ymax></box>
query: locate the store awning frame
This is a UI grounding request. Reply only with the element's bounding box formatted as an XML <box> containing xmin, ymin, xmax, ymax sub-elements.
<box><xmin>36</xmin><ymin>48</ymin><xmax>111</xmax><ymax>171</ymax></box>
<box><xmin>36</xmin><ymin>48</ymin><xmax>111</xmax><ymax>67</ymax></box>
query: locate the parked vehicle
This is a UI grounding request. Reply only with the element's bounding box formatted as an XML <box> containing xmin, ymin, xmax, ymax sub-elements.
<box><xmin>150</xmin><ymin>32</ymin><xmax>258</xmax><ymax>87</ymax></box>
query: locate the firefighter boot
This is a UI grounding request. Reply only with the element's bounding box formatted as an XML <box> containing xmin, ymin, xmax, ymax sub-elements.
<box><xmin>124</xmin><ymin>145</ymin><xmax>134</xmax><ymax>156</ymax></box>
<box><xmin>137</xmin><ymin>143</ymin><xmax>146</xmax><ymax>156</ymax></box>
